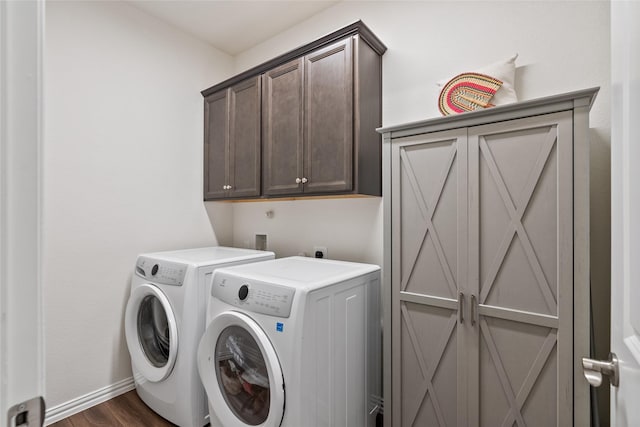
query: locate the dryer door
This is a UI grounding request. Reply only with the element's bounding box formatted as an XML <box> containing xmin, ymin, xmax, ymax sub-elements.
<box><xmin>198</xmin><ymin>311</ymin><xmax>285</xmax><ymax>427</ymax></box>
<box><xmin>125</xmin><ymin>283</ymin><xmax>178</xmax><ymax>382</ymax></box>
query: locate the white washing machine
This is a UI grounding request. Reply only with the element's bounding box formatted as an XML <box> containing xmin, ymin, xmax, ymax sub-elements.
<box><xmin>197</xmin><ymin>256</ymin><xmax>381</xmax><ymax>427</ymax></box>
<box><xmin>124</xmin><ymin>247</ymin><xmax>275</xmax><ymax>427</ymax></box>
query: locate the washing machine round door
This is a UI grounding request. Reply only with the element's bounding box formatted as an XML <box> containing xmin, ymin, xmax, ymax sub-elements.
<box><xmin>197</xmin><ymin>311</ymin><xmax>285</xmax><ymax>427</ymax></box>
<box><xmin>125</xmin><ymin>284</ymin><xmax>178</xmax><ymax>382</ymax></box>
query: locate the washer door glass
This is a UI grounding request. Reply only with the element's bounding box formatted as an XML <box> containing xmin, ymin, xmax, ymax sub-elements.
<box><xmin>216</xmin><ymin>325</ymin><xmax>271</xmax><ymax>425</ymax></box>
<box><xmin>125</xmin><ymin>283</ymin><xmax>178</xmax><ymax>383</ymax></box>
<box><xmin>138</xmin><ymin>294</ymin><xmax>171</xmax><ymax>367</ymax></box>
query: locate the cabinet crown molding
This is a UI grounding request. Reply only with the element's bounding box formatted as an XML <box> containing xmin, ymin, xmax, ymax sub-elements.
<box><xmin>201</xmin><ymin>20</ymin><xmax>386</xmax><ymax>97</ymax></box>
<box><xmin>377</xmin><ymin>87</ymin><xmax>599</xmax><ymax>138</ymax></box>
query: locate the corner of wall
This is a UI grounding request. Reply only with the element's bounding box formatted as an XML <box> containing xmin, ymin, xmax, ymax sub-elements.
<box><xmin>204</xmin><ymin>201</ymin><xmax>234</xmax><ymax>246</ymax></box>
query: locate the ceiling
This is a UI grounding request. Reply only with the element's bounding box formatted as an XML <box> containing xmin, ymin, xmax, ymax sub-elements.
<box><xmin>128</xmin><ymin>0</ymin><xmax>341</xmax><ymax>56</ymax></box>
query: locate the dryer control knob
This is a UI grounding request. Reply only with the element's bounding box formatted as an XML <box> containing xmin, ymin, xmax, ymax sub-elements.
<box><xmin>151</xmin><ymin>264</ymin><xmax>159</xmax><ymax>276</ymax></box>
<box><xmin>238</xmin><ymin>284</ymin><xmax>249</xmax><ymax>301</ymax></box>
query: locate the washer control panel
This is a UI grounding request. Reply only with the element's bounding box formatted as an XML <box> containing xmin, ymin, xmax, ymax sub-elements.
<box><xmin>135</xmin><ymin>256</ymin><xmax>187</xmax><ymax>286</ymax></box>
<box><xmin>212</xmin><ymin>276</ymin><xmax>295</xmax><ymax>318</ymax></box>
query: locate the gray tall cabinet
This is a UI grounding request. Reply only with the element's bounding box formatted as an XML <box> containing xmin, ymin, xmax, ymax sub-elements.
<box><xmin>379</xmin><ymin>88</ymin><xmax>598</xmax><ymax>427</ymax></box>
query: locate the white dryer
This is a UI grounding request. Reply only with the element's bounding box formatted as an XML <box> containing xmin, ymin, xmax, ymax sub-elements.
<box><xmin>124</xmin><ymin>247</ymin><xmax>274</xmax><ymax>427</ymax></box>
<box><xmin>197</xmin><ymin>256</ymin><xmax>381</xmax><ymax>427</ymax></box>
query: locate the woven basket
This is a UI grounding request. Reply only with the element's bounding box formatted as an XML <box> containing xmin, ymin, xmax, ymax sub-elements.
<box><xmin>438</xmin><ymin>72</ymin><xmax>503</xmax><ymax>116</ymax></box>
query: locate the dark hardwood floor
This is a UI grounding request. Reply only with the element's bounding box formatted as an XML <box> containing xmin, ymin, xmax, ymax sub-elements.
<box><xmin>50</xmin><ymin>391</ymin><xmax>176</xmax><ymax>427</ymax></box>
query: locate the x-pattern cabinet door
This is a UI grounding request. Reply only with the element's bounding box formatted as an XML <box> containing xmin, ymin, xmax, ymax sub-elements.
<box><xmin>391</xmin><ymin>111</ymin><xmax>574</xmax><ymax>427</ymax></box>
<box><xmin>391</xmin><ymin>129</ymin><xmax>468</xmax><ymax>427</ymax></box>
<box><xmin>467</xmin><ymin>111</ymin><xmax>573</xmax><ymax>427</ymax></box>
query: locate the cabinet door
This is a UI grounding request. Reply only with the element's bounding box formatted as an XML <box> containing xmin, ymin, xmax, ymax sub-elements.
<box><xmin>467</xmin><ymin>112</ymin><xmax>573</xmax><ymax>427</ymax></box>
<box><xmin>391</xmin><ymin>130</ymin><xmax>468</xmax><ymax>427</ymax></box>
<box><xmin>204</xmin><ymin>90</ymin><xmax>229</xmax><ymax>200</ymax></box>
<box><xmin>228</xmin><ymin>76</ymin><xmax>261</xmax><ymax>198</ymax></box>
<box><xmin>262</xmin><ymin>58</ymin><xmax>304</xmax><ymax>195</ymax></box>
<box><xmin>304</xmin><ymin>38</ymin><xmax>353</xmax><ymax>193</ymax></box>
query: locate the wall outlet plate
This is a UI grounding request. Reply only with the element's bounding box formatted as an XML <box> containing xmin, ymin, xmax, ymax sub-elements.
<box><xmin>255</xmin><ymin>234</ymin><xmax>267</xmax><ymax>251</ymax></box>
<box><xmin>313</xmin><ymin>246</ymin><xmax>327</xmax><ymax>259</ymax></box>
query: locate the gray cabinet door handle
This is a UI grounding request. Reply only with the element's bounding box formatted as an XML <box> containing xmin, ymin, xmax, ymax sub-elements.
<box><xmin>471</xmin><ymin>294</ymin><xmax>477</xmax><ymax>326</ymax></box>
<box><xmin>458</xmin><ymin>292</ymin><xmax>464</xmax><ymax>324</ymax></box>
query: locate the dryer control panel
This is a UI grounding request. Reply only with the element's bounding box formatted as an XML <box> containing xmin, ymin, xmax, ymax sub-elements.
<box><xmin>212</xmin><ymin>275</ymin><xmax>295</xmax><ymax>318</ymax></box>
<box><xmin>135</xmin><ymin>256</ymin><xmax>187</xmax><ymax>286</ymax></box>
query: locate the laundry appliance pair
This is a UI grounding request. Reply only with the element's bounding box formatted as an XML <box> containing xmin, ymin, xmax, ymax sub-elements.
<box><xmin>126</xmin><ymin>247</ymin><xmax>381</xmax><ymax>427</ymax></box>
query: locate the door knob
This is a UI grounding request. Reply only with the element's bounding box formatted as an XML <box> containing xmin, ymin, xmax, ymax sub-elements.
<box><xmin>301</xmin><ymin>177</ymin><xmax>308</xmax><ymax>184</ymax></box>
<box><xmin>295</xmin><ymin>178</ymin><xmax>302</xmax><ymax>184</ymax></box>
<box><xmin>582</xmin><ymin>352</ymin><xmax>619</xmax><ymax>387</ymax></box>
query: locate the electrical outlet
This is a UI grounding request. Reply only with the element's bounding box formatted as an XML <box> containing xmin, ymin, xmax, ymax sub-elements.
<box><xmin>313</xmin><ymin>246</ymin><xmax>328</xmax><ymax>259</ymax></box>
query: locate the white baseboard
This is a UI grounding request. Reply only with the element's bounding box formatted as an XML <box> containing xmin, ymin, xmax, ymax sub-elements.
<box><xmin>44</xmin><ymin>377</ymin><xmax>135</xmax><ymax>425</ymax></box>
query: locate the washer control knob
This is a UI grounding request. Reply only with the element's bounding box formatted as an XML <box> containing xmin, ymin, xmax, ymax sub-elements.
<box><xmin>151</xmin><ymin>264</ymin><xmax>159</xmax><ymax>276</ymax></box>
<box><xmin>238</xmin><ymin>284</ymin><xmax>249</xmax><ymax>301</ymax></box>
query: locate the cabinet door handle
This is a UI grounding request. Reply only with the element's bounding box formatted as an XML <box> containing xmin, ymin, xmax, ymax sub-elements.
<box><xmin>471</xmin><ymin>294</ymin><xmax>477</xmax><ymax>326</ymax></box>
<box><xmin>301</xmin><ymin>177</ymin><xmax>308</xmax><ymax>184</ymax></box>
<box><xmin>223</xmin><ymin>185</ymin><xmax>227</xmax><ymax>190</ymax></box>
<box><xmin>295</xmin><ymin>178</ymin><xmax>302</xmax><ymax>184</ymax></box>
<box><xmin>458</xmin><ymin>292</ymin><xmax>464</xmax><ymax>324</ymax></box>
<box><xmin>227</xmin><ymin>185</ymin><xmax>232</xmax><ymax>190</ymax></box>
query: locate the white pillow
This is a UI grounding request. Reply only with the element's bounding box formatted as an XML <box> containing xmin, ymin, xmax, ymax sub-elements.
<box><xmin>437</xmin><ymin>54</ymin><xmax>518</xmax><ymax>106</ymax></box>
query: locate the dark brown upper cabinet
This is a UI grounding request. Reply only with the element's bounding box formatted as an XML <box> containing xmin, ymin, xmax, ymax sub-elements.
<box><xmin>204</xmin><ymin>76</ymin><xmax>261</xmax><ymax>200</ymax></box>
<box><xmin>262</xmin><ymin>58</ymin><xmax>305</xmax><ymax>196</ymax></box>
<box><xmin>303</xmin><ymin>38</ymin><xmax>353</xmax><ymax>194</ymax></box>
<box><xmin>202</xmin><ymin>21</ymin><xmax>386</xmax><ymax>201</ymax></box>
<box><xmin>263</xmin><ymin>39</ymin><xmax>355</xmax><ymax>196</ymax></box>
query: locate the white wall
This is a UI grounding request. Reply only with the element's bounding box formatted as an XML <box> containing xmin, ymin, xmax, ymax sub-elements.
<box><xmin>229</xmin><ymin>2</ymin><xmax>611</xmax><ymax>423</ymax></box>
<box><xmin>44</xmin><ymin>1</ymin><xmax>233</xmax><ymax>408</ymax></box>
<box><xmin>231</xmin><ymin>198</ymin><xmax>383</xmax><ymax>263</ymax></box>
